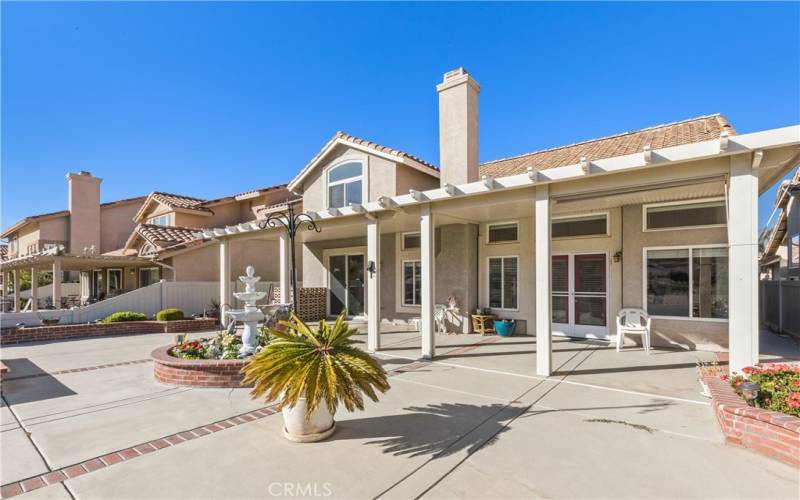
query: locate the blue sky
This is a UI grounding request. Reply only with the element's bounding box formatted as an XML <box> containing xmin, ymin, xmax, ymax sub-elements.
<box><xmin>2</xmin><ymin>2</ymin><xmax>798</xmax><ymax>231</ymax></box>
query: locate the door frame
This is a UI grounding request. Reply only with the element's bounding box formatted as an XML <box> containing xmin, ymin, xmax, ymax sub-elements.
<box><xmin>323</xmin><ymin>246</ymin><xmax>367</xmax><ymax>318</ymax></box>
<box><xmin>551</xmin><ymin>251</ymin><xmax>610</xmax><ymax>339</ymax></box>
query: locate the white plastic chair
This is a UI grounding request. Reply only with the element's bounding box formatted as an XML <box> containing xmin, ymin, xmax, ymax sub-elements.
<box><xmin>434</xmin><ymin>304</ymin><xmax>447</xmax><ymax>334</ymax></box>
<box><xmin>616</xmin><ymin>308</ymin><xmax>651</xmax><ymax>354</ymax></box>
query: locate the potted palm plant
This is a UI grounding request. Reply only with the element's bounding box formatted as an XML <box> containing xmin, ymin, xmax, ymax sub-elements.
<box><xmin>241</xmin><ymin>311</ymin><xmax>390</xmax><ymax>442</ymax></box>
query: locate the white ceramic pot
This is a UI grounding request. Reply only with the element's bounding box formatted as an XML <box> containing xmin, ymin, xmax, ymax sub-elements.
<box><xmin>281</xmin><ymin>398</ymin><xmax>336</xmax><ymax>442</ymax></box>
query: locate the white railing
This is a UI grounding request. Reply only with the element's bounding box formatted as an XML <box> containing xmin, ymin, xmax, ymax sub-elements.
<box><xmin>1</xmin><ymin>279</ymin><xmax>289</xmax><ymax>328</ymax></box>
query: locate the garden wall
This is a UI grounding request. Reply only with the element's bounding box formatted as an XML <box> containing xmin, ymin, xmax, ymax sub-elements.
<box><xmin>705</xmin><ymin>376</ymin><xmax>800</xmax><ymax>467</ymax></box>
<box><xmin>151</xmin><ymin>345</ymin><xmax>248</xmax><ymax>388</ymax></box>
<box><xmin>0</xmin><ymin>318</ymin><xmax>216</xmax><ymax>346</ymax></box>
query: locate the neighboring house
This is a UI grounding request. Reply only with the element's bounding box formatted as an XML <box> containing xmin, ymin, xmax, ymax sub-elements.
<box><xmin>120</xmin><ymin>186</ymin><xmax>302</xmax><ymax>284</ymax></box>
<box><xmin>760</xmin><ymin>168</ymin><xmax>800</xmax><ymax>280</ymax></box>
<box><xmin>1</xmin><ymin>172</ymin><xmax>148</xmax><ymax>309</ymax></box>
<box><xmin>202</xmin><ymin>68</ymin><xmax>800</xmax><ymax>374</ymax></box>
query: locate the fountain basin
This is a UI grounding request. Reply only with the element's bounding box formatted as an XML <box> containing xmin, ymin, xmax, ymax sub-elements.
<box><xmin>151</xmin><ymin>344</ymin><xmax>251</xmax><ymax>388</ymax></box>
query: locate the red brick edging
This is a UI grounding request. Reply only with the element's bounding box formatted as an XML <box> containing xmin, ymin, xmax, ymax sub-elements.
<box><xmin>704</xmin><ymin>376</ymin><xmax>800</xmax><ymax>467</ymax></box>
<box><xmin>0</xmin><ymin>318</ymin><xmax>217</xmax><ymax>346</ymax></box>
<box><xmin>0</xmin><ymin>405</ymin><xmax>279</xmax><ymax>499</ymax></box>
<box><xmin>151</xmin><ymin>345</ymin><xmax>249</xmax><ymax>388</ymax></box>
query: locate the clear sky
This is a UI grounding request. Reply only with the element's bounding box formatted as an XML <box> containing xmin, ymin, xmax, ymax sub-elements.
<box><xmin>2</xmin><ymin>2</ymin><xmax>798</xmax><ymax>232</ymax></box>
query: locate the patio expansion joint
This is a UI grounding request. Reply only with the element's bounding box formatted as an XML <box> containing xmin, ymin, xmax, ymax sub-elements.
<box><xmin>1</xmin><ymin>359</ymin><xmax>152</xmax><ymax>382</ymax></box>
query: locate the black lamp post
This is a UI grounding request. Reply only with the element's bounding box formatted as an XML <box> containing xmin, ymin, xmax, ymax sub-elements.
<box><xmin>259</xmin><ymin>202</ymin><xmax>321</xmax><ymax>313</ymax></box>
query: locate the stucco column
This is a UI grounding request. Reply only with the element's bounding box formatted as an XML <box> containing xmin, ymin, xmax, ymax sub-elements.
<box><xmin>367</xmin><ymin>217</ymin><xmax>381</xmax><ymax>351</ymax></box>
<box><xmin>728</xmin><ymin>153</ymin><xmax>759</xmax><ymax>373</ymax></box>
<box><xmin>52</xmin><ymin>259</ymin><xmax>62</xmax><ymax>309</ymax></box>
<box><xmin>420</xmin><ymin>204</ymin><xmax>436</xmax><ymax>359</ymax></box>
<box><xmin>279</xmin><ymin>234</ymin><xmax>290</xmax><ymax>304</ymax></box>
<box><xmin>219</xmin><ymin>239</ymin><xmax>231</xmax><ymax>324</ymax></box>
<box><xmin>535</xmin><ymin>185</ymin><xmax>552</xmax><ymax>376</ymax></box>
<box><xmin>30</xmin><ymin>267</ymin><xmax>39</xmax><ymax>311</ymax></box>
<box><xmin>12</xmin><ymin>269</ymin><xmax>19</xmax><ymax>312</ymax></box>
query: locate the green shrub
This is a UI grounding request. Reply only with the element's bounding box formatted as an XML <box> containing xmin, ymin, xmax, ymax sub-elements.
<box><xmin>103</xmin><ymin>311</ymin><xmax>148</xmax><ymax>323</ymax></box>
<box><xmin>156</xmin><ymin>308</ymin><xmax>185</xmax><ymax>321</ymax></box>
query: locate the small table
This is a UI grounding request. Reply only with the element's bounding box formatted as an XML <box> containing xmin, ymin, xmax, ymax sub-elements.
<box><xmin>471</xmin><ymin>314</ymin><xmax>496</xmax><ymax>335</ymax></box>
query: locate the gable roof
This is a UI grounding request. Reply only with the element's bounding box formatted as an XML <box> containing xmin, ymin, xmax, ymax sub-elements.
<box><xmin>124</xmin><ymin>223</ymin><xmax>204</xmax><ymax>253</ymax></box>
<box><xmin>287</xmin><ymin>131</ymin><xmax>439</xmax><ymax>192</ymax></box>
<box><xmin>133</xmin><ymin>192</ymin><xmax>212</xmax><ymax>222</ymax></box>
<box><xmin>480</xmin><ymin>114</ymin><xmax>735</xmax><ymax>178</ymax></box>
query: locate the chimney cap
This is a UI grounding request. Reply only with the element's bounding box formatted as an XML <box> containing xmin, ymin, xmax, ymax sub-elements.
<box><xmin>437</xmin><ymin>67</ymin><xmax>480</xmax><ymax>93</ymax></box>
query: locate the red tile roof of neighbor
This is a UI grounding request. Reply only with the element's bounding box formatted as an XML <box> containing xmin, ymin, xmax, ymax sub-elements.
<box><xmin>479</xmin><ymin>114</ymin><xmax>735</xmax><ymax>177</ymax></box>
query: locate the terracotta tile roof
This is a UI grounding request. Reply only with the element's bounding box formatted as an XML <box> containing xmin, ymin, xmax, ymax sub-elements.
<box><xmin>136</xmin><ymin>224</ymin><xmax>203</xmax><ymax>247</ymax></box>
<box><xmin>480</xmin><ymin>114</ymin><xmax>735</xmax><ymax>178</ymax></box>
<box><xmin>150</xmin><ymin>192</ymin><xmax>211</xmax><ymax>212</ymax></box>
<box><xmin>333</xmin><ymin>131</ymin><xmax>438</xmax><ymax>171</ymax></box>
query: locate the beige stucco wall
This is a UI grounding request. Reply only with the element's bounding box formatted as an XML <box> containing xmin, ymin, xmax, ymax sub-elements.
<box><xmin>100</xmin><ymin>201</ymin><xmax>141</xmax><ymax>253</ymax></box>
<box><xmin>38</xmin><ymin>217</ymin><xmax>69</xmax><ymax>246</ymax></box>
<box><xmin>396</xmin><ymin>165</ymin><xmax>440</xmax><ymax>194</ymax></box>
<box><xmin>67</xmin><ymin>173</ymin><xmax>101</xmax><ymax>254</ymax></box>
<box><xmin>621</xmin><ymin>203</ymin><xmax>729</xmax><ymax>350</ymax></box>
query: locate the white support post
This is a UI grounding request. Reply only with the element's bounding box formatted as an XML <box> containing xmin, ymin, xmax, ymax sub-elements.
<box><xmin>535</xmin><ymin>185</ymin><xmax>552</xmax><ymax>376</ymax></box>
<box><xmin>420</xmin><ymin>204</ymin><xmax>435</xmax><ymax>359</ymax></box>
<box><xmin>367</xmin><ymin>218</ymin><xmax>381</xmax><ymax>352</ymax></box>
<box><xmin>52</xmin><ymin>259</ymin><xmax>62</xmax><ymax>309</ymax></box>
<box><xmin>30</xmin><ymin>268</ymin><xmax>39</xmax><ymax>311</ymax></box>
<box><xmin>279</xmin><ymin>234</ymin><xmax>290</xmax><ymax>304</ymax></box>
<box><xmin>219</xmin><ymin>239</ymin><xmax>231</xmax><ymax>324</ymax></box>
<box><xmin>728</xmin><ymin>153</ymin><xmax>760</xmax><ymax>373</ymax></box>
<box><xmin>12</xmin><ymin>269</ymin><xmax>19</xmax><ymax>312</ymax></box>
<box><xmin>1</xmin><ymin>271</ymin><xmax>7</xmax><ymax>311</ymax></box>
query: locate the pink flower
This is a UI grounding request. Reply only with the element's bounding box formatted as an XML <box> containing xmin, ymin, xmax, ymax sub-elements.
<box><xmin>788</xmin><ymin>393</ymin><xmax>800</xmax><ymax>409</ymax></box>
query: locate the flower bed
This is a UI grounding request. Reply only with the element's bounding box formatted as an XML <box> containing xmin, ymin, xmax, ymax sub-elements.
<box><xmin>727</xmin><ymin>364</ymin><xmax>800</xmax><ymax>416</ymax></box>
<box><xmin>703</xmin><ymin>365</ymin><xmax>800</xmax><ymax>467</ymax></box>
<box><xmin>151</xmin><ymin>344</ymin><xmax>249</xmax><ymax>388</ymax></box>
<box><xmin>1</xmin><ymin>318</ymin><xmax>216</xmax><ymax>346</ymax></box>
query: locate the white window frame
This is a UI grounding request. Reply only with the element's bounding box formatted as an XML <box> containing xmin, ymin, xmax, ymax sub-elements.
<box><xmin>486</xmin><ymin>221</ymin><xmax>519</xmax><ymax>245</ymax></box>
<box><xmin>148</xmin><ymin>213</ymin><xmax>173</xmax><ymax>226</ymax></box>
<box><xmin>642</xmin><ymin>197</ymin><xmax>727</xmax><ymax>232</ymax></box>
<box><xmin>402</xmin><ymin>231</ymin><xmax>421</xmax><ymax>250</ymax></box>
<box><xmin>401</xmin><ymin>259</ymin><xmax>422</xmax><ymax>306</ymax></box>
<box><xmin>139</xmin><ymin>243</ymin><xmax>157</xmax><ymax>257</ymax></box>
<box><xmin>551</xmin><ymin>211</ymin><xmax>610</xmax><ymax>240</ymax></box>
<box><xmin>642</xmin><ymin>244</ymin><xmax>729</xmax><ymax>323</ymax></box>
<box><xmin>325</xmin><ymin>160</ymin><xmax>366</xmax><ymax>210</ymax></box>
<box><xmin>486</xmin><ymin>255</ymin><xmax>519</xmax><ymax>311</ymax></box>
<box><xmin>107</xmin><ymin>268</ymin><xmax>123</xmax><ymax>295</ymax></box>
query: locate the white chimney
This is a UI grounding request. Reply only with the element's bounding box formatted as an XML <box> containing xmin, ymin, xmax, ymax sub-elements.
<box><xmin>437</xmin><ymin>68</ymin><xmax>480</xmax><ymax>186</ymax></box>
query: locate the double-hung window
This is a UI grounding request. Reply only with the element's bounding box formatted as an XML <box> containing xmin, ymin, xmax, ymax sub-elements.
<box><xmin>646</xmin><ymin>246</ymin><xmax>728</xmax><ymax>319</ymax></box>
<box><xmin>403</xmin><ymin>260</ymin><xmax>422</xmax><ymax>306</ymax></box>
<box><xmin>327</xmin><ymin>162</ymin><xmax>363</xmax><ymax>209</ymax></box>
<box><xmin>488</xmin><ymin>256</ymin><xmax>518</xmax><ymax>310</ymax></box>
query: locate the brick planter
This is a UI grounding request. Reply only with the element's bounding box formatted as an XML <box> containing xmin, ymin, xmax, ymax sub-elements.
<box><xmin>151</xmin><ymin>344</ymin><xmax>250</xmax><ymax>388</ymax></box>
<box><xmin>1</xmin><ymin>318</ymin><xmax>217</xmax><ymax>346</ymax></box>
<box><xmin>704</xmin><ymin>376</ymin><xmax>800</xmax><ymax>467</ymax></box>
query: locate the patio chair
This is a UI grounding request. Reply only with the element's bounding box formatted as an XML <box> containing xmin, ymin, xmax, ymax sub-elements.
<box><xmin>434</xmin><ymin>304</ymin><xmax>447</xmax><ymax>334</ymax></box>
<box><xmin>616</xmin><ymin>308</ymin><xmax>651</xmax><ymax>354</ymax></box>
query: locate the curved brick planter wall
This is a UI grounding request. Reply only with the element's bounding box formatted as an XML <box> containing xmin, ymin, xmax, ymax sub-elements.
<box><xmin>0</xmin><ymin>318</ymin><xmax>216</xmax><ymax>346</ymax></box>
<box><xmin>705</xmin><ymin>376</ymin><xmax>800</xmax><ymax>467</ymax></box>
<box><xmin>151</xmin><ymin>345</ymin><xmax>250</xmax><ymax>388</ymax></box>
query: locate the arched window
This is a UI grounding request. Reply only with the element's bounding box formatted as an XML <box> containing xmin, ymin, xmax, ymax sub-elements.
<box><xmin>139</xmin><ymin>243</ymin><xmax>157</xmax><ymax>257</ymax></box>
<box><xmin>327</xmin><ymin>162</ymin><xmax>362</xmax><ymax>209</ymax></box>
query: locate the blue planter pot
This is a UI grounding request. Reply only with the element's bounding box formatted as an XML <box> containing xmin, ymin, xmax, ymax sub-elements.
<box><xmin>495</xmin><ymin>320</ymin><xmax>515</xmax><ymax>337</ymax></box>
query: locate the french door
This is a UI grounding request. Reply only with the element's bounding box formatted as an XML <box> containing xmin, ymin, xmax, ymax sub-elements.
<box><xmin>551</xmin><ymin>252</ymin><xmax>608</xmax><ymax>339</ymax></box>
<box><xmin>328</xmin><ymin>254</ymin><xmax>365</xmax><ymax>317</ymax></box>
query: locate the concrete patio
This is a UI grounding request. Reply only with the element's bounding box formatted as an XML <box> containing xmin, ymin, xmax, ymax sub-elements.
<box><xmin>1</xmin><ymin>329</ymin><xmax>798</xmax><ymax>499</ymax></box>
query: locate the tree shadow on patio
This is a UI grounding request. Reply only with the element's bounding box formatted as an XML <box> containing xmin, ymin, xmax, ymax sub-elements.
<box><xmin>335</xmin><ymin>402</ymin><xmax>517</xmax><ymax>458</ymax></box>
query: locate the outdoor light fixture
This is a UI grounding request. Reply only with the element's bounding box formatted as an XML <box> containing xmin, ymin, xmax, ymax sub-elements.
<box><xmin>367</xmin><ymin>260</ymin><xmax>376</xmax><ymax>278</ymax></box>
<box><xmin>739</xmin><ymin>381</ymin><xmax>760</xmax><ymax>406</ymax></box>
<box><xmin>613</xmin><ymin>251</ymin><xmax>623</xmax><ymax>263</ymax></box>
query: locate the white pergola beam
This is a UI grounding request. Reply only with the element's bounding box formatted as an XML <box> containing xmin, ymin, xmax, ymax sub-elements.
<box><xmin>367</xmin><ymin>218</ymin><xmax>381</xmax><ymax>352</ymax></box>
<box><xmin>420</xmin><ymin>204</ymin><xmax>435</xmax><ymax>359</ymax></box>
<box><xmin>535</xmin><ymin>185</ymin><xmax>552</xmax><ymax>376</ymax></box>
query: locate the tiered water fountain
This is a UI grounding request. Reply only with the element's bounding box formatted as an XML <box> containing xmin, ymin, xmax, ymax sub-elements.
<box><xmin>226</xmin><ymin>265</ymin><xmax>267</xmax><ymax>357</ymax></box>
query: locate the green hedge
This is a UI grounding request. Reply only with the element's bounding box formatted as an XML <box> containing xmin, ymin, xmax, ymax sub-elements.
<box><xmin>102</xmin><ymin>311</ymin><xmax>148</xmax><ymax>323</ymax></box>
<box><xmin>156</xmin><ymin>308</ymin><xmax>185</xmax><ymax>321</ymax></box>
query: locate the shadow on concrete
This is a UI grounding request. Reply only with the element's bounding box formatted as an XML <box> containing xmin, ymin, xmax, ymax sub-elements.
<box><xmin>553</xmin><ymin>361</ymin><xmax>701</xmax><ymax>376</ymax></box>
<box><xmin>1</xmin><ymin>359</ymin><xmax>76</xmax><ymax>404</ymax></box>
<box><xmin>336</xmin><ymin>402</ymin><xmax>514</xmax><ymax>458</ymax></box>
